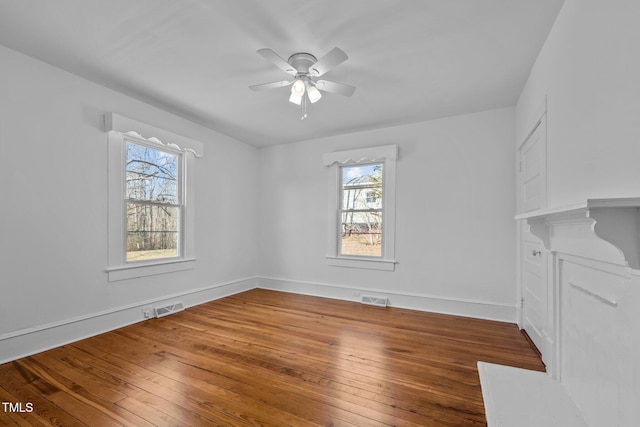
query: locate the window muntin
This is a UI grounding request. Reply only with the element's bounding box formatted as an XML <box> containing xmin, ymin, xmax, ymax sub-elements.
<box><xmin>125</xmin><ymin>140</ymin><xmax>182</xmax><ymax>262</ymax></box>
<box><xmin>339</xmin><ymin>163</ymin><xmax>383</xmax><ymax>257</ymax></box>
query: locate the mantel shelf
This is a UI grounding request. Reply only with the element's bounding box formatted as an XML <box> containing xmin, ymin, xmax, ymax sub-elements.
<box><xmin>515</xmin><ymin>197</ymin><xmax>640</xmax><ymax>270</ymax></box>
<box><xmin>515</xmin><ymin>197</ymin><xmax>640</xmax><ymax>221</ymax></box>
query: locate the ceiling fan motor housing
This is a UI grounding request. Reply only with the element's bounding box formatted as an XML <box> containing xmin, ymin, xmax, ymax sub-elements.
<box><xmin>287</xmin><ymin>52</ymin><xmax>318</xmax><ymax>75</ymax></box>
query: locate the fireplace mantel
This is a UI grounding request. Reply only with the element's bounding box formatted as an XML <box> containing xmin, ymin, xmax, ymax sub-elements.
<box><xmin>515</xmin><ymin>198</ymin><xmax>640</xmax><ymax>270</ymax></box>
<box><xmin>510</xmin><ymin>198</ymin><xmax>640</xmax><ymax>425</ymax></box>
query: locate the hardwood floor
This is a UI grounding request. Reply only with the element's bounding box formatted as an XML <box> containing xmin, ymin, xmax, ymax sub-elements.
<box><xmin>0</xmin><ymin>289</ymin><xmax>544</xmax><ymax>426</ymax></box>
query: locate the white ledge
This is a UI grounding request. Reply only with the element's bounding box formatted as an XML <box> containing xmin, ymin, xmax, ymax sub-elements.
<box><xmin>326</xmin><ymin>256</ymin><xmax>397</xmax><ymax>271</ymax></box>
<box><xmin>515</xmin><ymin>197</ymin><xmax>640</xmax><ymax>269</ymax></box>
<box><xmin>106</xmin><ymin>258</ymin><xmax>196</xmax><ymax>281</ymax></box>
<box><xmin>478</xmin><ymin>362</ymin><xmax>587</xmax><ymax>427</ymax></box>
<box><xmin>515</xmin><ymin>197</ymin><xmax>640</xmax><ymax>221</ymax></box>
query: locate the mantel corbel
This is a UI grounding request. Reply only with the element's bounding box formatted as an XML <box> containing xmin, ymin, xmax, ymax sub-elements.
<box><xmin>515</xmin><ymin>198</ymin><xmax>640</xmax><ymax>270</ymax></box>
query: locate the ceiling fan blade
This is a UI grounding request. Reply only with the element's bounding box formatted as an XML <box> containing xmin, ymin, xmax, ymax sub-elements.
<box><xmin>309</xmin><ymin>47</ymin><xmax>348</xmax><ymax>77</ymax></box>
<box><xmin>315</xmin><ymin>80</ymin><xmax>356</xmax><ymax>97</ymax></box>
<box><xmin>256</xmin><ymin>48</ymin><xmax>297</xmax><ymax>76</ymax></box>
<box><xmin>249</xmin><ymin>80</ymin><xmax>293</xmax><ymax>91</ymax></box>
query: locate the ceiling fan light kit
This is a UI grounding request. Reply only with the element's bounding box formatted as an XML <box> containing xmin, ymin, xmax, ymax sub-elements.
<box><xmin>289</xmin><ymin>78</ymin><xmax>306</xmax><ymax>106</ymax></box>
<box><xmin>288</xmin><ymin>91</ymin><xmax>303</xmax><ymax>106</ymax></box>
<box><xmin>250</xmin><ymin>47</ymin><xmax>355</xmax><ymax>120</ymax></box>
<box><xmin>306</xmin><ymin>83</ymin><xmax>322</xmax><ymax>104</ymax></box>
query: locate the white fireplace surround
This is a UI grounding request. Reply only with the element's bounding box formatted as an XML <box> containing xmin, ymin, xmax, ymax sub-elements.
<box><xmin>506</xmin><ymin>197</ymin><xmax>640</xmax><ymax>426</ymax></box>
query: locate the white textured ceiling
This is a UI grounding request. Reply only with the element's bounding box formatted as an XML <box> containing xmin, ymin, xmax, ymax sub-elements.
<box><xmin>0</xmin><ymin>0</ymin><xmax>563</xmax><ymax>147</ymax></box>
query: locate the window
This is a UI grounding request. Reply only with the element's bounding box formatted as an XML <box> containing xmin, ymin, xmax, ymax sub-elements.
<box><xmin>105</xmin><ymin>113</ymin><xmax>203</xmax><ymax>281</ymax></box>
<box><xmin>340</xmin><ymin>163</ymin><xmax>383</xmax><ymax>257</ymax></box>
<box><xmin>125</xmin><ymin>141</ymin><xmax>181</xmax><ymax>262</ymax></box>
<box><xmin>323</xmin><ymin>145</ymin><xmax>397</xmax><ymax>271</ymax></box>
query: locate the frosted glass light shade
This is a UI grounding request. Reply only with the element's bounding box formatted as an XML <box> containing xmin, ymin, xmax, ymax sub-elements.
<box><xmin>291</xmin><ymin>79</ymin><xmax>305</xmax><ymax>95</ymax></box>
<box><xmin>289</xmin><ymin>92</ymin><xmax>303</xmax><ymax>105</ymax></box>
<box><xmin>307</xmin><ymin>85</ymin><xmax>322</xmax><ymax>103</ymax></box>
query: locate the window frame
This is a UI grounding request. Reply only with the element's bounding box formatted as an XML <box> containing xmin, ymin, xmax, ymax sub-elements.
<box><xmin>323</xmin><ymin>145</ymin><xmax>397</xmax><ymax>271</ymax></box>
<box><xmin>105</xmin><ymin>113</ymin><xmax>203</xmax><ymax>282</ymax></box>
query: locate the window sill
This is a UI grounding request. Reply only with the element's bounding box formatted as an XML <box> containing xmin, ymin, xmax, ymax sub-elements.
<box><xmin>326</xmin><ymin>256</ymin><xmax>396</xmax><ymax>271</ymax></box>
<box><xmin>106</xmin><ymin>258</ymin><xmax>196</xmax><ymax>282</ymax></box>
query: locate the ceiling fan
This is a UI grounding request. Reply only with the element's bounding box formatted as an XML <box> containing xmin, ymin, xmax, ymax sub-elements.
<box><xmin>249</xmin><ymin>47</ymin><xmax>356</xmax><ymax>118</ymax></box>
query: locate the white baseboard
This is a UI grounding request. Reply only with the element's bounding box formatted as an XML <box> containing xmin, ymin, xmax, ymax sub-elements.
<box><xmin>1</xmin><ymin>275</ymin><xmax>517</xmax><ymax>364</ymax></box>
<box><xmin>0</xmin><ymin>276</ymin><xmax>257</xmax><ymax>364</ymax></box>
<box><xmin>257</xmin><ymin>276</ymin><xmax>517</xmax><ymax>322</ymax></box>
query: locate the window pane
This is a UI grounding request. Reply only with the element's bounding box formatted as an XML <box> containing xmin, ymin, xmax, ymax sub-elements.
<box><xmin>126</xmin><ymin>142</ymin><xmax>178</xmax><ymax>203</ymax></box>
<box><xmin>127</xmin><ymin>203</ymin><xmax>179</xmax><ymax>261</ymax></box>
<box><xmin>340</xmin><ymin>211</ymin><xmax>382</xmax><ymax>256</ymax></box>
<box><xmin>340</xmin><ymin>163</ymin><xmax>383</xmax><ymax>257</ymax></box>
<box><xmin>341</xmin><ymin>164</ymin><xmax>383</xmax><ymax>210</ymax></box>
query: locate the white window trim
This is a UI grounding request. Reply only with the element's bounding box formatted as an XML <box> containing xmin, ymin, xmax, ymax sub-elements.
<box><xmin>104</xmin><ymin>113</ymin><xmax>203</xmax><ymax>282</ymax></box>
<box><xmin>323</xmin><ymin>144</ymin><xmax>398</xmax><ymax>271</ymax></box>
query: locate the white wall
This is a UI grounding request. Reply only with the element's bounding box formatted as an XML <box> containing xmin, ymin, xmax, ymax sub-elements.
<box><xmin>517</xmin><ymin>0</ymin><xmax>640</xmax><ymax>206</ymax></box>
<box><xmin>257</xmin><ymin>108</ymin><xmax>517</xmax><ymax>320</ymax></box>
<box><xmin>0</xmin><ymin>45</ymin><xmax>258</xmax><ymax>361</ymax></box>
<box><xmin>0</xmin><ymin>41</ymin><xmax>517</xmax><ymax>359</ymax></box>
<box><xmin>516</xmin><ymin>0</ymin><xmax>640</xmax><ymax>425</ymax></box>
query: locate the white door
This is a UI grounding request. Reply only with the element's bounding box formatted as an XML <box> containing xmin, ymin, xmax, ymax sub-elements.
<box><xmin>518</xmin><ymin>116</ymin><xmax>548</xmax><ymax>359</ymax></box>
<box><xmin>521</xmin><ymin>223</ymin><xmax>547</xmax><ymax>356</ymax></box>
<box><xmin>520</xmin><ymin>118</ymin><xmax>546</xmax><ymax>213</ymax></box>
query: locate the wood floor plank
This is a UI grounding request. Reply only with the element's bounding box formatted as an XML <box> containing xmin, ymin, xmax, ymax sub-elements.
<box><xmin>181</xmin><ymin>302</ymin><xmax>507</xmax><ymax>402</ymax></box>
<box><xmin>11</xmin><ymin>357</ymin><xmax>154</xmax><ymax>427</ymax></box>
<box><xmin>109</xmin><ymin>328</ymin><xmax>427</xmax><ymax>426</ymax></box>
<box><xmin>0</xmin><ymin>384</ymin><xmax>52</xmax><ymax>427</ymax></box>
<box><xmin>0</xmin><ymin>289</ymin><xmax>544</xmax><ymax>426</ymax></box>
<box><xmin>0</xmin><ymin>364</ymin><xmax>86</xmax><ymax>426</ymax></box>
<box><xmin>88</xmin><ymin>330</ymin><xmax>387</xmax><ymax>427</ymax></box>
<box><xmin>29</xmin><ymin>349</ymin><xmax>130</xmax><ymax>404</ymax></box>
<box><xmin>136</xmin><ymin>315</ymin><xmax>484</xmax><ymax>425</ymax></box>
<box><xmin>66</xmin><ymin>341</ymin><xmax>261</xmax><ymax>426</ymax></box>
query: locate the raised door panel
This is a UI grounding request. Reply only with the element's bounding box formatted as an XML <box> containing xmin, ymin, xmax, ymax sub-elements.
<box><xmin>520</xmin><ymin>120</ymin><xmax>545</xmax><ymax>213</ymax></box>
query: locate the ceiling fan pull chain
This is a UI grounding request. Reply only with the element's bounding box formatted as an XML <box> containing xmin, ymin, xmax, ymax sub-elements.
<box><xmin>301</xmin><ymin>95</ymin><xmax>308</xmax><ymax>120</ymax></box>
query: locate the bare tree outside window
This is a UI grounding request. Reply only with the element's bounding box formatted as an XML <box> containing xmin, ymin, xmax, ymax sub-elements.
<box><xmin>125</xmin><ymin>141</ymin><xmax>181</xmax><ymax>261</ymax></box>
<box><xmin>340</xmin><ymin>164</ymin><xmax>383</xmax><ymax>257</ymax></box>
